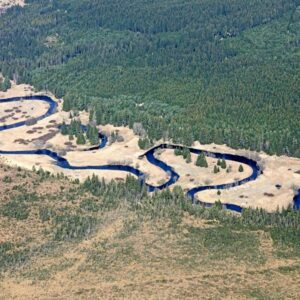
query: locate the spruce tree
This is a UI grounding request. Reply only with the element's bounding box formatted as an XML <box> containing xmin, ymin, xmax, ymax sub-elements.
<box><xmin>76</xmin><ymin>133</ymin><xmax>86</xmax><ymax>145</ymax></box>
<box><xmin>220</xmin><ymin>159</ymin><xmax>227</xmax><ymax>169</ymax></box>
<box><xmin>213</xmin><ymin>165</ymin><xmax>219</xmax><ymax>174</ymax></box>
<box><xmin>186</xmin><ymin>152</ymin><xmax>192</xmax><ymax>163</ymax></box>
<box><xmin>183</xmin><ymin>148</ymin><xmax>190</xmax><ymax>160</ymax></box>
<box><xmin>63</xmin><ymin>97</ymin><xmax>71</xmax><ymax>111</ymax></box>
<box><xmin>174</xmin><ymin>148</ymin><xmax>182</xmax><ymax>156</ymax></box>
<box><xmin>138</xmin><ymin>138</ymin><xmax>146</xmax><ymax>149</ymax></box>
<box><xmin>239</xmin><ymin>164</ymin><xmax>244</xmax><ymax>172</ymax></box>
<box><xmin>196</xmin><ymin>153</ymin><xmax>208</xmax><ymax>168</ymax></box>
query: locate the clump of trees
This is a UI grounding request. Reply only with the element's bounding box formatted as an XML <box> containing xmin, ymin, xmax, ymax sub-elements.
<box><xmin>60</xmin><ymin>120</ymin><xmax>99</xmax><ymax>145</ymax></box>
<box><xmin>174</xmin><ymin>148</ymin><xmax>192</xmax><ymax>163</ymax></box>
<box><xmin>196</xmin><ymin>153</ymin><xmax>208</xmax><ymax>168</ymax></box>
<box><xmin>138</xmin><ymin>137</ymin><xmax>152</xmax><ymax>150</ymax></box>
<box><xmin>213</xmin><ymin>165</ymin><xmax>220</xmax><ymax>174</ymax></box>
<box><xmin>110</xmin><ymin>130</ymin><xmax>124</xmax><ymax>144</ymax></box>
<box><xmin>217</xmin><ymin>159</ymin><xmax>227</xmax><ymax>169</ymax></box>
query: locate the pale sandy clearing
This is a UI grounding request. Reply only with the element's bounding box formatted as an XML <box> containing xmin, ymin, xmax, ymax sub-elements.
<box><xmin>0</xmin><ymin>0</ymin><xmax>24</xmax><ymax>10</ymax></box>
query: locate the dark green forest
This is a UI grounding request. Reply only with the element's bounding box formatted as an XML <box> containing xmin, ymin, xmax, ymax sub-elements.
<box><xmin>0</xmin><ymin>0</ymin><xmax>300</xmax><ymax>155</ymax></box>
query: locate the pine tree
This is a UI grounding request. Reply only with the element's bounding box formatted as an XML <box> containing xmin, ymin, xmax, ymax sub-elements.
<box><xmin>96</xmin><ymin>110</ymin><xmax>102</xmax><ymax>125</ymax></box>
<box><xmin>196</xmin><ymin>153</ymin><xmax>208</xmax><ymax>168</ymax></box>
<box><xmin>239</xmin><ymin>164</ymin><xmax>244</xmax><ymax>172</ymax></box>
<box><xmin>213</xmin><ymin>165</ymin><xmax>220</xmax><ymax>174</ymax></box>
<box><xmin>86</xmin><ymin>125</ymin><xmax>99</xmax><ymax>145</ymax></box>
<box><xmin>220</xmin><ymin>159</ymin><xmax>227</xmax><ymax>169</ymax></box>
<box><xmin>76</xmin><ymin>133</ymin><xmax>86</xmax><ymax>145</ymax></box>
<box><xmin>138</xmin><ymin>138</ymin><xmax>146</xmax><ymax>149</ymax></box>
<box><xmin>182</xmin><ymin>148</ymin><xmax>190</xmax><ymax>160</ymax></box>
<box><xmin>186</xmin><ymin>152</ymin><xmax>192</xmax><ymax>163</ymax></box>
<box><xmin>174</xmin><ymin>148</ymin><xmax>182</xmax><ymax>156</ymax></box>
<box><xmin>63</xmin><ymin>97</ymin><xmax>71</xmax><ymax>111</ymax></box>
<box><xmin>89</xmin><ymin>109</ymin><xmax>95</xmax><ymax>122</ymax></box>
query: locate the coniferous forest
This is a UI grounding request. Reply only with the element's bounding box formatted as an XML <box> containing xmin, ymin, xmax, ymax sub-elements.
<box><xmin>0</xmin><ymin>0</ymin><xmax>300</xmax><ymax>155</ymax></box>
<box><xmin>1</xmin><ymin>2</ymin><xmax>300</xmax><ymax>298</ymax></box>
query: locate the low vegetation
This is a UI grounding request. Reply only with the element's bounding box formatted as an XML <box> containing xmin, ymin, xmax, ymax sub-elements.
<box><xmin>0</xmin><ymin>163</ymin><xmax>299</xmax><ymax>298</ymax></box>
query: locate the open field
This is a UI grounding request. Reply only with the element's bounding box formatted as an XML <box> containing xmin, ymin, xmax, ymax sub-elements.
<box><xmin>1</xmin><ymin>83</ymin><xmax>300</xmax><ymax>212</ymax></box>
<box><xmin>0</xmin><ymin>163</ymin><xmax>300</xmax><ymax>299</ymax></box>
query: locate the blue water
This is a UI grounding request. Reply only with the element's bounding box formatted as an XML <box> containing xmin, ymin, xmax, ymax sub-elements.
<box><xmin>0</xmin><ymin>95</ymin><xmax>298</xmax><ymax>212</ymax></box>
<box><xmin>293</xmin><ymin>190</ymin><xmax>300</xmax><ymax>210</ymax></box>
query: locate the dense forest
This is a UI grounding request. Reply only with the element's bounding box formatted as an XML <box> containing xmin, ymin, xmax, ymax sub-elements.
<box><xmin>0</xmin><ymin>0</ymin><xmax>300</xmax><ymax>155</ymax></box>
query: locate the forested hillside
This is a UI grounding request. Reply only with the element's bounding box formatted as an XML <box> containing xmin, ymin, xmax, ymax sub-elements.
<box><xmin>0</xmin><ymin>0</ymin><xmax>300</xmax><ymax>155</ymax></box>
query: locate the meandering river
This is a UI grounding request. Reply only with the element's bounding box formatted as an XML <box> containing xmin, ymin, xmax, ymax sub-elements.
<box><xmin>1</xmin><ymin>95</ymin><xmax>298</xmax><ymax>212</ymax></box>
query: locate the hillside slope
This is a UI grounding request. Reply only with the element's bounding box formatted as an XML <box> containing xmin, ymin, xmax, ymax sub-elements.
<box><xmin>0</xmin><ymin>163</ymin><xmax>300</xmax><ymax>299</ymax></box>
